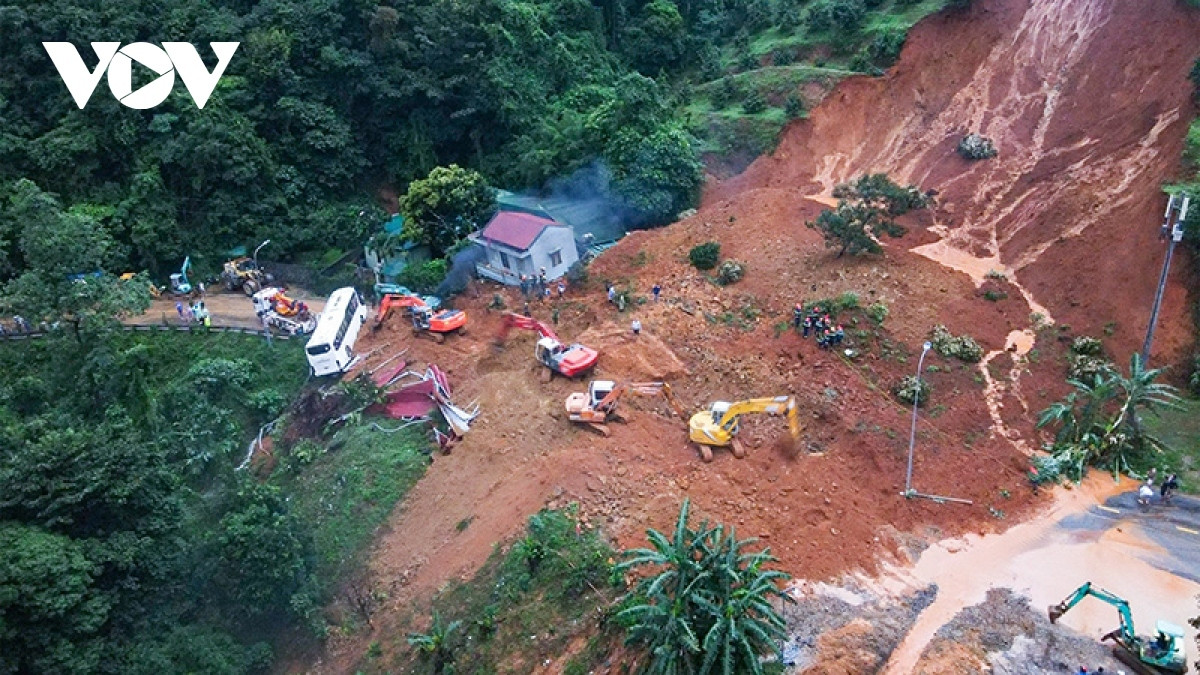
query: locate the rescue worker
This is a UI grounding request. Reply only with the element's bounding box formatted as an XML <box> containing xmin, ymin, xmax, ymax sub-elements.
<box><xmin>793</xmin><ymin>304</ymin><xmax>803</xmax><ymax>331</ymax></box>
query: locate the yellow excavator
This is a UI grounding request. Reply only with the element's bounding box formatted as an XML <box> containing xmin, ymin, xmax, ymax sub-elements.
<box><xmin>689</xmin><ymin>396</ymin><xmax>801</xmax><ymax>462</ymax></box>
<box><xmin>564</xmin><ymin>381</ymin><xmax>687</xmax><ymax>436</ymax></box>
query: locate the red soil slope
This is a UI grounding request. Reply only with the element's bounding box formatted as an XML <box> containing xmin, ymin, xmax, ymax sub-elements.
<box><xmin>711</xmin><ymin>0</ymin><xmax>1200</xmax><ymax>364</ymax></box>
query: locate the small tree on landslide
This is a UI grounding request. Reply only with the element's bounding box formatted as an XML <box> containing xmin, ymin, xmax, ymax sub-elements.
<box><xmin>616</xmin><ymin>499</ymin><xmax>791</xmax><ymax>674</ymax></box>
<box><xmin>808</xmin><ymin>173</ymin><xmax>928</xmax><ymax>257</ymax></box>
<box><xmin>400</xmin><ymin>165</ymin><xmax>496</xmax><ymax>257</ymax></box>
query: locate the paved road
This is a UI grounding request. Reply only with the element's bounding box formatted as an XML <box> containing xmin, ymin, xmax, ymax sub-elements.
<box><xmin>1062</xmin><ymin>490</ymin><xmax>1200</xmax><ymax>583</ymax></box>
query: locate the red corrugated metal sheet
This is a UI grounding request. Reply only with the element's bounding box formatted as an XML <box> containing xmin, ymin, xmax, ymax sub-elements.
<box><xmin>479</xmin><ymin>211</ymin><xmax>558</xmax><ymax>251</ymax></box>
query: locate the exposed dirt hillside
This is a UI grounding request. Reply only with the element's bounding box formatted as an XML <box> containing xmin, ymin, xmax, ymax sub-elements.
<box><xmin>711</xmin><ymin>0</ymin><xmax>1200</xmax><ymax>366</ymax></box>
<box><xmin>297</xmin><ymin>0</ymin><xmax>1200</xmax><ymax>671</ymax></box>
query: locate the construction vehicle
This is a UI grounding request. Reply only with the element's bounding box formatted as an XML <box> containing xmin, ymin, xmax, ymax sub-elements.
<box><xmin>1048</xmin><ymin>582</ymin><xmax>1187</xmax><ymax>674</ymax></box>
<box><xmin>495</xmin><ymin>312</ymin><xmax>598</xmax><ymax>380</ymax></box>
<box><xmin>119</xmin><ymin>272</ymin><xmax>161</xmax><ymax>297</ymax></box>
<box><xmin>373</xmin><ymin>293</ymin><xmax>466</xmax><ymax>343</ymax></box>
<box><xmin>169</xmin><ymin>257</ymin><xmax>193</xmax><ymax>296</ymax></box>
<box><xmin>251</xmin><ymin>287</ymin><xmax>317</xmax><ymax>335</ymax></box>
<box><xmin>221</xmin><ymin>257</ymin><xmax>273</xmax><ymax>295</ymax></box>
<box><xmin>689</xmin><ymin>396</ymin><xmax>801</xmax><ymax>462</ymax></box>
<box><xmin>564</xmin><ymin>381</ymin><xmax>687</xmax><ymax>436</ymax></box>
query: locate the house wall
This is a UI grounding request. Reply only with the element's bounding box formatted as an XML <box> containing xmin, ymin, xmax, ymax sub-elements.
<box><xmin>527</xmin><ymin>227</ymin><xmax>579</xmax><ymax>280</ymax></box>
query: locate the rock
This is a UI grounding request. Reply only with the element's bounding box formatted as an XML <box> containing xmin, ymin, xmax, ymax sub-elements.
<box><xmin>616</xmin><ymin>466</ymin><xmax>628</xmax><ymax>477</ymax></box>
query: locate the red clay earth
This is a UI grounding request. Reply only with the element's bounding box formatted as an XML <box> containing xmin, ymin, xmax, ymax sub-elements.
<box><xmin>289</xmin><ymin>0</ymin><xmax>1200</xmax><ymax>671</ymax></box>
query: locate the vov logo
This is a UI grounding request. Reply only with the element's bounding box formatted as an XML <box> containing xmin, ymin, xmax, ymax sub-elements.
<box><xmin>43</xmin><ymin>42</ymin><xmax>239</xmax><ymax>110</ymax></box>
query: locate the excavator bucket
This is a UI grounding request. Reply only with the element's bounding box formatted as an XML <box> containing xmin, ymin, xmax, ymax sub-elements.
<box><xmin>1048</xmin><ymin>603</ymin><xmax>1066</xmax><ymax>624</ymax></box>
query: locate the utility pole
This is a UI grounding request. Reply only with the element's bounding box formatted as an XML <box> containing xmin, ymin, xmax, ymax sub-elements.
<box><xmin>1142</xmin><ymin>193</ymin><xmax>1189</xmax><ymax>364</ymax></box>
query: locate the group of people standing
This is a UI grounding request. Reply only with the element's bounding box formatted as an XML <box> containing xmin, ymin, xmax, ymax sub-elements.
<box><xmin>176</xmin><ymin>299</ymin><xmax>211</xmax><ymax>327</ymax></box>
<box><xmin>793</xmin><ymin>304</ymin><xmax>844</xmax><ymax>349</ymax></box>
<box><xmin>519</xmin><ymin>269</ymin><xmax>565</xmax><ymax>304</ymax></box>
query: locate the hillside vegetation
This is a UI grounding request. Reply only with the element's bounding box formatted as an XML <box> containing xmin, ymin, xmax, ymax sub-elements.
<box><xmin>0</xmin><ymin>0</ymin><xmax>956</xmax><ymax>279</ymax></box>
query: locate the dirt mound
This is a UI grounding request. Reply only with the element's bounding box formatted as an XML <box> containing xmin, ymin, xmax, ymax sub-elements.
<box><xmin>710</xmin><ymin>0</ymin><xmax>1200</xmax><ymax>365</ymax></box>
<box><xmin>575</xmin><ymin>322</ymin><xmax>689</xmax><ymax>381</ymax></box>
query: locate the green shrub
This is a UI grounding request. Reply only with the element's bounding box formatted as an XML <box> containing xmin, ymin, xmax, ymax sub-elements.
<box><xmin>688</xmin><ymin>242</ymin><xmax>721</xmax><ymax>270</ymax></box>
<box><xmin>784</xmin><ymin>94</ymin><xmax>804</xmax><ymax>119</ymax></box>
<box><xmin>394</xmin><ymin>258</ymin><xmax>449</xmax><ymax>294</ymax></box>
<box><xmin>805</xmin><ymin>0</ymin><xmax>866</xmax><ymax>34</ymax></box>
<box><xmin>867</xmin><ymin>28</ymin><xmax>906</xmax><ymax>68</ymax></box>
<box><xmin>930</xmin><ymin>325</ymin><xmax>984</xmax><ymax>363</ymax></box>
<box><xmin>715</xmin><ymin>260</ymin><xmax>746</xmax><ymax>285</ymax></box>
<box><xmin>866</xmin><ymin>302</ymin><xmax>888</xmax><ymax>324</ymax></box>
<box><xmin>1069</xmin><ymin>336</ymin><xmax>1103</xmax><ymax>356</ymax></box>
<box><xmin>893</xmin><ymin>375</ymin><xmax>930</xmax><ymax>406</ymax></box>
<box><xmin>1190</xmin><ymin>354</ymin><xmax>1200</xmax><ymax>394</ymax></box>
<box><xmin>714</xmin><ymin>78</ymin><xmax>739</xmax><ymax>107</ymax></box>
<box><xmin>1068</xmin><ymin>354</ymin><xmax>1114</xmax><ymax>382</ymax></box>
<box><xmin>742</xmin><ymin>90</ymin><xmax>767</xmax><ymax>114</ymax></box>
<box><xmin>983</xmin><ymin>289</ymin><xmax>1007</xmax><ymax>302</ymax></box>
<box><xmin>957</xmin><ymin>133</ymin><xmax>997</xmax><ymax>160</ymax></box>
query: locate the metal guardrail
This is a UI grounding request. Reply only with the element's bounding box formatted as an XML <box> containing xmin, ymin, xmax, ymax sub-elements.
<box><xmin>0</xmin><ymin>324</ymin><xmax>297</xmax><ymax>342</ymax></box>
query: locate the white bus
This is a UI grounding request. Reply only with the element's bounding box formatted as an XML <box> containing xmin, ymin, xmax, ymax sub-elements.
<box><xmin>305</xmin><ymin>287</ymin><xmax>368</xmax><ymax>377</ymax></box>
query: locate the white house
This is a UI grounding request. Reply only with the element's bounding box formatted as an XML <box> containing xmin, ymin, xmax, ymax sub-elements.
<box><xmin>470</xmin><ymin>211</ymin><xmax>579</xmax><ymax>285</ymax></box>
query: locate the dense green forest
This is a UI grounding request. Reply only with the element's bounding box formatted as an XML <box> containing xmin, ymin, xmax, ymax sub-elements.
<box><xmin>0</xmin><ymin>0</ymin><xmax>959</xmax><ymax>671</ymax></box>
<box><xmin>0</xmin><ymin>0</ymin><xmax>952</xmax><ymax>283</ymax></box>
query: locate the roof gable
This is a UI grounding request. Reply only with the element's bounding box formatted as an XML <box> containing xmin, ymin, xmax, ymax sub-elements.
<box><xmin>479</xmin><ymin>211</ymin><xmax>561</xmax><ymax>251</ymax></box>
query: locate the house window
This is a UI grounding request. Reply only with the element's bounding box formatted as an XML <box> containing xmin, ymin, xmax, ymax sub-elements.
<box><xmin>549</xmin><ymin>249</ymin><xmax>563</xmax><ymax>267</ymax></box>
<box><xmin>499</xmin><ymin>252</ymin><xmax>510</xmax><ymax>269</ymax></box>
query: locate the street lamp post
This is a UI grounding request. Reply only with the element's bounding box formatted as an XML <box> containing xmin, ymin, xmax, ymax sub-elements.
<box><xmin>903</xmin><ymin>341</ymin><xmax>933</xmax><ymax>498</ymax></box>
<box><xmin>253</xmin><ymin>239</ymin><xmax>272</xmax><ymax>268</ymax></box>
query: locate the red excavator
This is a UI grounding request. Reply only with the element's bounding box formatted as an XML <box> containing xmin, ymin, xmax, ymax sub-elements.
<box><xmin>374</xmin><ymin>294</ymin><xmax>467</xmax><ymax>343</ymax></box>
<box><xmin>495</xmin><ymin>312</ymin><xmax>599</xmax><ymax>380</ymax></box>
<box><xmin>564</xmin><ymin>380</ymin><xmax>687</xmax><ymax>436</ymax></box>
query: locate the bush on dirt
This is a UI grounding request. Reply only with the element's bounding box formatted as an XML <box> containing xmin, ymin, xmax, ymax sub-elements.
<box><xmin>688</xmin><ymin>241</ymin><xmax>721</xmax><ymax>270</ymax></box>
<box><xmin>714</xmin><ymin>259</ymin><xmax>746</xmax><ymax>285</ymax></box>
<box><xmin>1069</xmin><ymin>336</ymin><xmax>1103</xmax><ymax>356</ymax></box>
<box><xmin>866</xmin><ymin>301</ymin><xmax>888</xmax><ymax>324</ymax></box>
<box><xmin>957</xmin><ymin>133</ymin><xmax>998</xmax><ymax>160</ymax></box>
<box><xmin>809</xmin><ymin>174</ymin><xmax>929</xmax><ymax>257</ymax></box>
<box><xmin>930</xmin><ymin>325</ymin><xmax>984</xmax><ymax>363</ymax></box>
<box><xmin>894</xmin><ymin>374</ymin><xmax>930</xmax><ymax>406</ymax></box>
<box><xmin>1191</xmin><ymin>354</ymin><xmax>1200</xmax><ymax>395</ymax></box>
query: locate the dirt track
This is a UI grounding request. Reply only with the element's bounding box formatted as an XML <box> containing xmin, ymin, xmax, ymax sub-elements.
<box><xmin>296</xmin><ymin>0</ymin><xmax>1200</xmax><ymax>671</ymax></box>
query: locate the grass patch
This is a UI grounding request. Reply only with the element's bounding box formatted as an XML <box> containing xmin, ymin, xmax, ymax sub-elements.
<box><xmin>406</xmin><ymin>506</ymin><xmax>621</xmax><ymax>674</ymax></box>
<box><xmin>1141</xmin><ymin>397</ymin><xmax>1200</xmax><ymax>492</ymax></box>
<box><xmin>274</xmin><ymin>423</ymin><xmax>430</xmax><ymax>590</ymax></box>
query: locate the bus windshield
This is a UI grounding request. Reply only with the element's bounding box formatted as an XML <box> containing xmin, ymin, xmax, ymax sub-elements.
<box><xmin>306</xmin><ymin>343</ymin><xmax>330</xmax><ymax>356</ymax></box>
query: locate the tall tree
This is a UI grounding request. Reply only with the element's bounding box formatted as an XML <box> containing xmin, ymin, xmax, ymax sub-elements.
<box><xmin>400</xmin><ymin>165</ymin><xmax>497</xmax><ymax>256</ymax></box>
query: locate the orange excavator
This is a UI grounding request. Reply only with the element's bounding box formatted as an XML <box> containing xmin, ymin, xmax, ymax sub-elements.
<box><xmin>374</xmin><ymin>294</ymin><xmax>467</xmax><ymax>343</ymax></box>
<box><xmin>564</xmin><ymin>380</ymin><xmax>687</xmax><ymax>436</ymax></box>
<box><xmin>495</xmin><ymin>312</ymin><xmax>599</xmax><ymax>380</ymax></box>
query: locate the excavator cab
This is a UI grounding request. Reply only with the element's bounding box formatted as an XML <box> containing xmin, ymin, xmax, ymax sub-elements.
<box><xmin>708</xmin><ymin>402</ymin><xmax>738</xmax><ymax>434</ymax></box>
<box><xmin>412</xmin><ymin>307</ymin><xmax>433</xmax><ymax>331</ymax></box>
<box><xmin>589</xmin><ymin>380</ymin><xmax>617</xmax><ymax>409</ymax></box>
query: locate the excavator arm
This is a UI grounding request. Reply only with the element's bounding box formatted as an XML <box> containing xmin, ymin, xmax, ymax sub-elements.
<box><xmin>495</xmin><ymin>312</ymin><xmax>560</xmax><ymax>343</ymax></box>
<box><xmin>1049</xmin><ymin>582</ymin><xmax>1136</xmax><ymax>644</ymax></box>
<box><xmin>715</xmin><ymin>396</ymin><xmax>800</xmax><ymax>439</ymax></box>
<box><xmin>375</xmin><ymin>294</ymin><xmax>425</xmax><ymax>328</ymax></box>
<box><xmin>625</xmin><ymin>382</ymin><xmax>688</xmax><ymax>419</ymax></box>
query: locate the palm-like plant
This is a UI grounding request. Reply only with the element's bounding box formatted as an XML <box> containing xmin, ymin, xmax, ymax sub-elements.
<box><xmin>1038</xmin><ymin>354</ymin><xmax>1181</xmax><ymax>478</ymax></box>
<box><xmin>617</xmin><ymin>500</ymin><xmax>792</xmax><ymax>675</ymax></box>
<box><xmin>407</xmin><ymin>611</ymin><xmax>462</xmax><ymax>673</ymax></box>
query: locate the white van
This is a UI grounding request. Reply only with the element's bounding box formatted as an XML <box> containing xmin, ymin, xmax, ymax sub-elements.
<box><xmin>305</xmin><ymin>287</ymin><xmax>367</xmax><ymax>376</ymax></box>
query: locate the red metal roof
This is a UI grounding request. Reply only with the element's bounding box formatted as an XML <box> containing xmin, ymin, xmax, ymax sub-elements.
<box><xmin>479</xmin><ymin>211</ymin><xmax>559</xmax><ymax>251</ymax></box>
